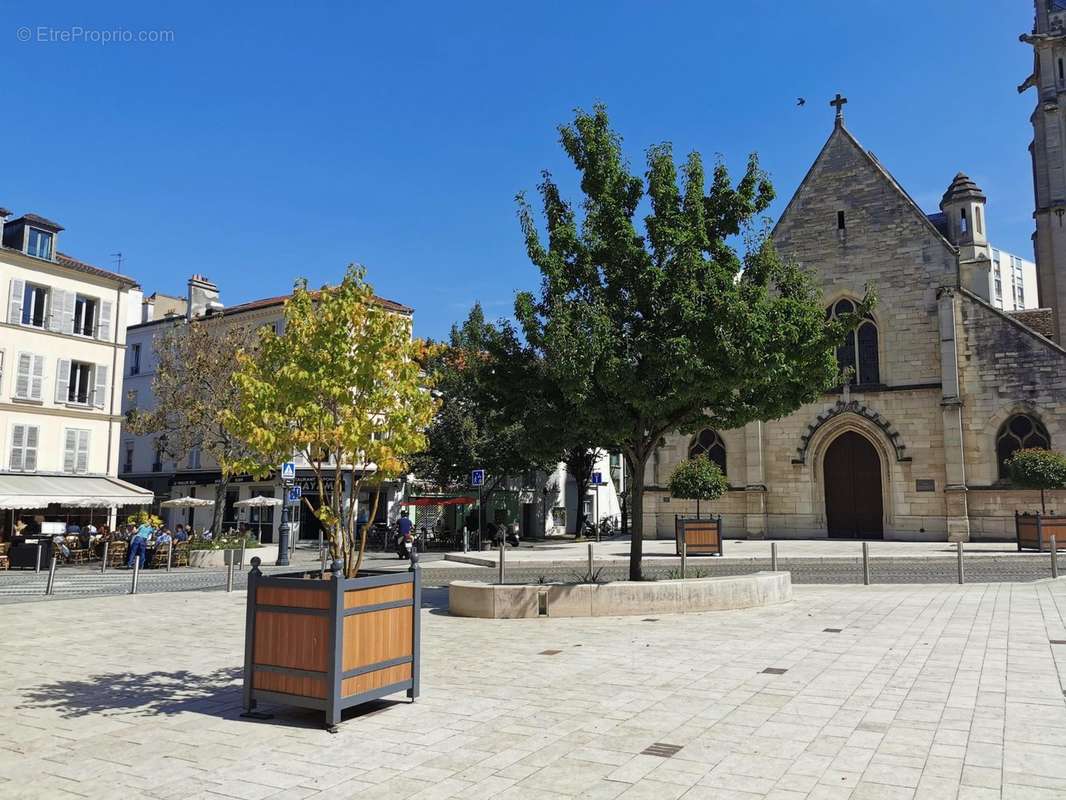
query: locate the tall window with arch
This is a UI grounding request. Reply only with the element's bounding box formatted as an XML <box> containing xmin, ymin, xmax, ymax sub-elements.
<box><xmin>996</xmin><ymin>413</ymin><xmax>1051</xmax><ymax>480</ymax></box>
<box><xmin>826</xmin><ymin>298</ymin><xmax>879</xmax><ymax>386</ymax></box>
<box><xmin>688</xmin><ymin>428</ymin><xmax>726</xmax><ymax>475</ymax></box>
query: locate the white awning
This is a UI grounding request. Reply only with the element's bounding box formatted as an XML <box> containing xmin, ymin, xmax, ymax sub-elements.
<box><xmin>0</xmin><ymin>474</ymin><xmax>154</xmax><ymax>509</ymax></box>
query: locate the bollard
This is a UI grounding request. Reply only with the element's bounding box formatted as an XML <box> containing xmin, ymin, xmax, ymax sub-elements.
<box><xmin>239</xmin><ymin>541</ymin><xmax>246</xmax><ymax>569</ymax></box>
<box><xmin>681</xmin><ymin>541</ymin><xmax>687</xmax><ymax>580</ymax></box>
<box><xmin>166</xmin><ymin>543</ymin><xmax>173</xmax><ymax>573</ymax></box>
<box><xmin>862</xmin><ymin>542</ymin><xmax>871</xmax><ymax>586</ymax></box>
<box><xmin>498</xmin><ymin>540</ymin><xmax>505</xmax><ymax>585</ymax></box>
<box><xmin>45</xmin><ymin>556</ymin><xmax>57</xmax><ymax>596</ymax></box>
<box><xmin>409</xmin><ymin>539</ymin><xmax>419</xmax><ymax>573</ymax></box>
<box><xmin>35</xmin><ymin>544</ymin><xmax>42</xmax><ymax>574</ymax></box>
<box><xmin>957</xmin><ymin>540</ymin><xmax>965</xmax><ymax>585</ymax></box>
<box><xmin>226</xmin><ymin>559</ymin><xmax>235</xmax><ymax>592</ymax></box>
<box><xmin>1053</xmin><ymin>535</ymin><xmax>1060</xmax><ymax>579</ymax></box>
<box><xmin>101</xmin><ymin>541</ymin><xmax>109</xmax><ymax>573</ymax></box>
<box><xmin>587</xmin><ymin>542</ymin><xmax>594</xmax><ymax>578</ymax></box>
<box><xmin>771</xmin><ymin>542</ymin><xmax>779</xmax><ymax>572</ymax></box>
<box><xmin>130</xmin><ymin>555</ymin><xmax>141</xmax><ymax>595</ymax></box>
<box><xmin>463</xmin><ymin>527</ymin><xmax>469</xmax><ymax>553</ymax></box>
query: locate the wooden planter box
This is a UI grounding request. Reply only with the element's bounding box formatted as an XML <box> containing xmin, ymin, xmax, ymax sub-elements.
<box><xmin>1015</xmin><ymin>512</ymin><xmax>1066</xmax><ymax>552</ymax></box>
<box><xmin>242</xmin><ymin>557</ymin><xmax>420</xmax><ymax>730</ymax></box>
<box><xmin>675</xmin><ymin>515</ymin><xmax>723</xmax><ymax>557</ymax></box>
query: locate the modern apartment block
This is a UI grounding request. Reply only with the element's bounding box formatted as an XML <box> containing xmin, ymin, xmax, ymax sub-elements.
<box><xmin>990</xmin><ymin>246</ymin><xmax>1039</xmax><ymax>311</ymax></box>
<box><xmin>0</xmin><ymin>210</ymin><xmax>151</xmax><ymax>533</ymax></box>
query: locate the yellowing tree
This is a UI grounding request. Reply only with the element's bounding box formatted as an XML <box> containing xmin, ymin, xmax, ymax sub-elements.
<box><xmin>226</xmin><ymin>265</ymin><xmax>436</xmax><ymax>577</ymax></box>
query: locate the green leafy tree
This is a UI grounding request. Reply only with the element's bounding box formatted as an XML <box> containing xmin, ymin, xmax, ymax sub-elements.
<box><xmin>1007</xmin><ymin>448</ymin><xmax>1066</xmax><ymax>514</ymax></box>
<box><xmin>226</xmin><ymin>265</ymin><xmax>436</xmax><ymax>577</ymax></box>
<box><xmin>409</xmin><ymin>304</ymin><xmax>553</xmax><ymax>533</ymax></box>
<box><xmin>668</xmin><ymin>456</ymin><xmax>729</xmax><ymax>519</ymax></box>
<box><xmin>515</xmin><ymin>106</ymin><xmax>867</xmax><ymax>579</ymax></box>
<box><xmin>127</xmin><ymin>321</ymin><xmax>259</xmax><ymax>536</ymax></box>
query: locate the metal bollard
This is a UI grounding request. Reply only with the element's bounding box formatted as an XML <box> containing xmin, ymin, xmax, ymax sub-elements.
<box><xmin>239</xmin><ymin>541</ymin><xmax>246</xmax><ymax>569</ymax></box>
<box><xmin>1053</xmin><ymin>535</ymin><xmax>1060</xmax><ymax>579</ymax></box>
<box><xmin>130</xmin><ymin>555</ymin><xmax>141</xmax><ymax>595</ymax></box>
<box><xmin>862</xmin><ymin>541</ymin><xmax>871</xmax><ymax>585</ymax></box>
<box><xmin>498</xmin><ymin>540</ymin><xmax>505</xmax><ymax>585</ymax></box>
<box><xmin>681</xmin><ymin>542</ymin><xmax>687</xmax><ymax>580</ymax></box>
<box><xmin>771</xmin><ymin>542</ymin><xmax>779</xmax><ymax>572</ymax></box>
<box><xmin>226</xmin><ymin>559</ymin><xmax>235</xmax><ymax>592</ymax></box>
<box><xmin>101</xmin><ymin>541</ymin><xmax>109</xmax><ymax>573</ymax></box>
<box><xmin>45</xmin><ymin>556</ymin><xmax>57</xmax><ymax>596</ymax></box>
<box><xmin>35</xmin><ymin>544</ymin><xmax>42</xmax><ymax>574</ymax></box>
<box><xmin>587</xmin><ymin>542</ymin><xmax>594</xmax><ymax>578</ymax></box>
<box><xmin>463</xmin><ymin>527</ymin><xmax>469</xmax><ymax>553</ymax></box>
<box><xmin>957</xmin><ymin>540</ymin><xmax>965</xmax><ymax>585</ymax></box>
<box><xmin>166</xmin><ymin>543</ymin><xmax>173</xmax><ymax>573</ymax></box>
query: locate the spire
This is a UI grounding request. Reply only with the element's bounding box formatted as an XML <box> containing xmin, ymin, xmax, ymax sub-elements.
<box><xmin>830</xmin><ymin>93</ymin><xmax>848</xmax><ymax>127</ymax></box>
<box><xmin>939</xmin><ymin>172</ymin><xmax>987</xmax><ymax>208</ymax></box>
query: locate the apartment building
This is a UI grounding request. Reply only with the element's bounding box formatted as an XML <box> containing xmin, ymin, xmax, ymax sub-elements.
<box><xmin>990</xmin><ymin>246</ymin><xmax>1039</xmax><ymax>311</ymax></box>
<box><xmin>0</xmin><ymin>210</ymin><xmax>152</xmax><ymax>534</ymax></box>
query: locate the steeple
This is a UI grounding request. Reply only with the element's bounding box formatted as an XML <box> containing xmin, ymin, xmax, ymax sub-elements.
<box><xmin>1020</xmin><ymin>0</ymin><xmax>1066</xmax><ymax>342</ymax></box>
<box><xmin>940</xmin><ymin>173</ymin><xmax>993</xmax><ymax>302</ymax></box>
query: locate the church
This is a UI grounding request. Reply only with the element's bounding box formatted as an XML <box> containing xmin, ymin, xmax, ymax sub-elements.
<box><xmin>644</xmin><ymin>3</ymin><xmax>1066</xmax><ymax>542</ymax></box>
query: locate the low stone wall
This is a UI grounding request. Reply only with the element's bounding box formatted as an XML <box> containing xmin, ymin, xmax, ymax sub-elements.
<box><xmin>448</xmin><ymin>571</ymin><xmax>791</xmax><ymax>619</ymax></box>
<box><xmin>188</xmin><ymin>544</ymin><xmax>278</xmax><ymax>568</ymax></box>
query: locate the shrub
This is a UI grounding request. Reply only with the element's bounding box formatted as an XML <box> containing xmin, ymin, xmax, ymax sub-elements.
<box><xmin>668</xmin><ymin>455</ymin><xmax>729</xmax><ymax>518</ymax></box>
<box><xmin>1007</xmin><ymin>448</ymin><xmax>1066</xmax><ymax>513</ymax></box>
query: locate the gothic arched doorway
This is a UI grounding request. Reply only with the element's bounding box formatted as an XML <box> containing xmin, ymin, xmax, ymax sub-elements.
<box><xmin>823</xmin><ymin>431</ymin><xmax>884</xmax><ymax>539</ymax></box>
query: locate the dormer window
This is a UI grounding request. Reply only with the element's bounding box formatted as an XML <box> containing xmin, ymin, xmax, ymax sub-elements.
<box><xmin>26</xmin><ymin>227</ymin><xmax>53</xmax><ymax>260</ymax></box>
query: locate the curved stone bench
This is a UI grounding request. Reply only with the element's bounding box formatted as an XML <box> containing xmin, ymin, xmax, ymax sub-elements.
<box><xmin>449</xmin><ymin>571</ymin><xmax>791</xmax><ymax>619</ymax></box>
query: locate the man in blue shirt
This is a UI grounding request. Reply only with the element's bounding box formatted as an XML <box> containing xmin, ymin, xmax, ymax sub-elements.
<box><xmin>128</xmin><ymin>521</ymin><xmax>152</xmax><ymax>568</ymax></box>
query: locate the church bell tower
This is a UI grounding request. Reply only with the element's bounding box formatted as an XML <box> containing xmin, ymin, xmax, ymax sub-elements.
<box><xmin>1021</xmin><ymin>0</ymin><xmax>1066</xmax><ymax>342</ymax></box>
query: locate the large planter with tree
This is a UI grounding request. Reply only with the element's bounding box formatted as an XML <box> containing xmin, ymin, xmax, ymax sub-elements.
<box><xmin>243</xmin><ymin>557</ymin><xmax>420</xmax><ymax>730</ymax></box>
<box><xmin>1008</xmin><ymin>448</ymin><xmax>1066</xmax><ymax>551</ymax></box>
<box><xmin>227</xmin><ymin>266</ymin><xmax>436</xmax><ymax>727</ymax></box>
<box><xmin>669</xmin><ymin>456</ymin><xmax>728</xmax><ymax>556</ymax></box>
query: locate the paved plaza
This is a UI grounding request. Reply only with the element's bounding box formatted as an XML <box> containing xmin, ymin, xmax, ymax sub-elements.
<box><xmin>4</xmin><ymin>579</ymin><xmax>1066</xmax><ymax>799</ymax></box>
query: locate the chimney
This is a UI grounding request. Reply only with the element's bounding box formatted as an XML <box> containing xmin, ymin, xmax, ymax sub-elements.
<box><xmin>187</xmin><ymin>274</ymin><xmax>222</xmax><ymax>318</ymax></box>
<box><xmin>142</xmin><ymin>296</ymin><xmax>155</xmax><ymax>323</ymax></box>
<box><xmin>0</xmin><ymin>207</ymin><xmax>9</xmax><ymax>245</ymax></box>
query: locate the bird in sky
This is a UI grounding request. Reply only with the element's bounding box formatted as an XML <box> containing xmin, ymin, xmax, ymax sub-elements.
<box><xmin>797</xmin><ymin>97</ymin><xmax>806</xmax><ymax>107</ymax></box>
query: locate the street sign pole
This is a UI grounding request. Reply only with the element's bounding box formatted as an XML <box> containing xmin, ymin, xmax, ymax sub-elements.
<box><xmin>276</xmin><ymin>461</ymin><xmax>296</xmax><ymax>568</ymax></box>
<box><xmin>471</xmin><ymin>469</ymin><xmax>485</xmax><ymax>550</ymax></box>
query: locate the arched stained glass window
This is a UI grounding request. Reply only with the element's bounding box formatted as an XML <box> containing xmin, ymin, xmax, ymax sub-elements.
<box><xmin>827</xmin><ymin>298</ymin><xmax>880</xmax><ymax>386</ymax></box>
<box><xmin>688</xmin><ymin>429</ymin><xmax>726</xmax><ymax>475</ymax></box>
<box><xmin>997</xmin><ymin>414</ymin><xmax>1051</xmax><ymax>479</ymax></box>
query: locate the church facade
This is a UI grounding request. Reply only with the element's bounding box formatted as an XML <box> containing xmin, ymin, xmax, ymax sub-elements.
<box><xmin>644</xmin><ymin>19</ymin><xmax>1066</xmax><ymax>541</ymax></box>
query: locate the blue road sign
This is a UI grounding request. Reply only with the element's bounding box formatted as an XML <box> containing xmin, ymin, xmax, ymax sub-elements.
<box><xmin>592</xmin><ymin>471</ymin><xmax>603</xmax><ymax>486</ymax></box>
<box><xmin>288</xmin><ymin>486</ymin><xmax>302</xmax><ymax>503</ymax></box>
<box><xmin>471</xmin><ymin>469</ymin><xmax>485</xmax><ymax>487</ymax></box>
<box><xmin>280</xmin><ymin>461</ymin><xmax>296</xmax><ymax>482</ymax></box>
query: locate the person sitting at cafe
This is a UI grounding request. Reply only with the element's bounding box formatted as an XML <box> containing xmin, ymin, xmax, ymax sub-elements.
<box><xmin>173</xmin><ymin>524</ymin><xmax>189</xmax><ymax>542</ymax></box>
<box><xmin>156</xmin><ymin>528</ymin><xmax>173</xmax><ymax>547</ymax></box>
<box><xmin>52</xmin><ymin>533</ymin><xmax>71</xmax><ymax>561</ymax></box>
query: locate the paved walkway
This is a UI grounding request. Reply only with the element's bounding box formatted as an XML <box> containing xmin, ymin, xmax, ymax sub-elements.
<box><xmin>4</xmin><ymin>581</ymin><xmax>1066</xmax><ymax>798</ymax></box>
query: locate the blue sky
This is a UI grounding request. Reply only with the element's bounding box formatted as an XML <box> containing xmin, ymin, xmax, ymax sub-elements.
<box><xmin>0</xmin><ymin>1</ymin><xmax>1035</xmax><ymax>339</ymax></box>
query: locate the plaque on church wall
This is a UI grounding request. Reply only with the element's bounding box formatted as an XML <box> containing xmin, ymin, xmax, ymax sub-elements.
<box><xmin>915</xmin><ymin>479</ymin><xmax>935</xmax><ymax>493</ymax></box>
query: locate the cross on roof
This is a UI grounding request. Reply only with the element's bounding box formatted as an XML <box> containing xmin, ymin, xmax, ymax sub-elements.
<box><xmin>830</xmin><ymin>93</ymin><xmax>848</xmax><ymax>124</ymax></box>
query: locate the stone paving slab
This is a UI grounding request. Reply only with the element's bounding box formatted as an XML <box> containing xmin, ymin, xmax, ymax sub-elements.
<box><xmin>4</xmin><ymin>581</ymin><xmax>1066</xmax><ymax>798</ymax></box>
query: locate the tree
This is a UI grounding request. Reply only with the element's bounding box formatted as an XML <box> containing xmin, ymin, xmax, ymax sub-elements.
<box><xmin>127</xmin><ymin>321</ymin><xmax>259</xmax><ymax>536</ymax></box>
<box><xmin>1007</xmin><ymin>448</ymin><xmax>1066</xmax><ymax>514</ymax></box>
<box><xmin>515</xmin><ymin>106</ymin><xmax>867</xmax><ymax>579</ymax></box>
<box><xmin>409</xmin><ymin>304</ymin><xmax>552</xmax><ymax>534</ymax></box>
<box><xmin>668</xmin><ymin>456</ymin><xmax>729</xmax><ymax>519</ymax></box>
<box><xmin>226</xmin><ymin>265</ymin><xmax>436</xmax><ymax>577</ymax></box>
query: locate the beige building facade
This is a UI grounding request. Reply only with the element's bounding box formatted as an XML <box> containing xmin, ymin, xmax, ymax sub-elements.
<box><xmin>645</xmin><ymin>104</ymin><xmax>1066</xmax><ymax>542</ymax></box>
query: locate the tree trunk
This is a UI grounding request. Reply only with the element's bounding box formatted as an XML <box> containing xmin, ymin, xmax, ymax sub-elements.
<box><xmin>211</xmin><ymin>478</ymin><xmax>230</xmax><ymax>536</ymax></box>
<box><xmin>626</xmin><ymin>451</ymin><xmax>650</xmax><ymax>581</ymax></box>
<box><xmin>565</xmin><ymin>448</ymin><xmax>595</xmax><ymax>536</ymax></box>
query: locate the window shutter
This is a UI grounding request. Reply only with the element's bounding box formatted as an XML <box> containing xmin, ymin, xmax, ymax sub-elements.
<box><xmin>14</xmin><ymin>353</ymin><xmax>31</xmax><ymax>399</ymax></box>
<box><xmin>9</xmin><ymin>425</ymin><xmax>25</xmax><ymax>470</ymax></box>
<box><xmin>97</xmin><ymin>300</ymin><xmax>113</xmax><ymax>341</ymax></box>
<box><xmin>24</xmin><ymin>426</ymin><xmax>38</xmax><ymax>471</ymax></box>
<box><xmin>93</xmin><ymin>364</ymin><xmax>109</xmax><ymax>410</ymax></box>
<box><xmin>48</xmin><ymin>288</ymin><xmax>64</xmax><ymax>332</ymax></box>
<box><xmin>63</xmin><ymin>429</ymin><xmax>78</xmax><ymax>473</ymax></box>
<box><xmin>30</xmin><ymin>355</ymin><xmax>45</xmax><ymax>401</ymax></box>
<box><xmin>61</xmin><ymin>290</ymin><xmax>75</xmax><ymax>334</ymax></box>
<box><xmin>77</xmin><ymin>430</ymin><xmax>90</xmax><ymax>473</ymax></box>
<box><xmin>7</xmin><ymin>279</ymin><xmax>24</xmax><ymax>324</ymax></box>
<box><xmin>55</xmin><ymin>358</ymin><xmax>71</xmax><ymax>404</ymax></box>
